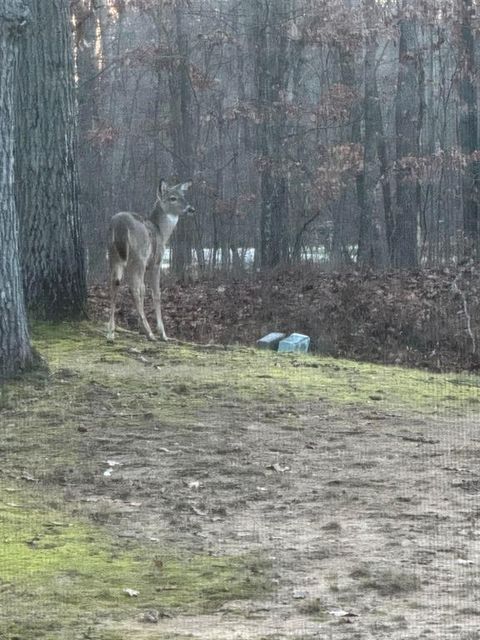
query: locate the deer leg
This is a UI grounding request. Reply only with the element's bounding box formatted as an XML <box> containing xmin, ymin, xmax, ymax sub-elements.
<box><xmin>129</xmin><ymin>270</ymin><xmax>156</xmax><ymax>341</ymax></box>
<box><xmin>107</xmin><ymin>253</ymin><xmax>125</xmax><ymax>341</ymax></box>
<box><xmin>149</xmin><ymin>267</ymin><xmax>168</xmax><ymax>341</ymax></box>
<box><xmin>107</xmin><ymin>276</ymin><xmax>120</xmax><ymax>341</ymax></box>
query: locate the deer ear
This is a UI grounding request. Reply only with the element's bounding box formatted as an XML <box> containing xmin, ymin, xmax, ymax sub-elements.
<box><xmin>157</xmin><ymin>180</ymin><xmax>168</xmax><ymax>199</ymax></box>
<box><xmin>179</xmin><ymin>181</ymin><xmax>192</xmax><ymax>193</ymax></box>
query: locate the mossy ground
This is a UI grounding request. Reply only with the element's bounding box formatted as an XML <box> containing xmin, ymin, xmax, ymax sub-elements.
<box><xmin>0</xmin><ymin>483</ymin><xmax>270</xmax><ymax>639</ymax></box>
<box><xmin>31</xmin><ymin>321</ymin><xmax>480</xmax><ymax>413</ymax></box>
<box><xmin>1</xmin><ymin>321</ymin><xmax>479</xmax><ymax>639</ymax></box>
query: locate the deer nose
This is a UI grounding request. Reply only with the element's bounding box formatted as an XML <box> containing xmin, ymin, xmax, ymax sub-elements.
<box><xmin>185</xmin><ymin>205</ymin><xmax>195</xmax><ymax>215</ymax></box>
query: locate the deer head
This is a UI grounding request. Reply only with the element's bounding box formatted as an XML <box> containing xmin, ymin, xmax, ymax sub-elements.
<box><xmin>157</xmin><ymin>180</ymin><xmax>195</xmax><ymax>216</ymax></box>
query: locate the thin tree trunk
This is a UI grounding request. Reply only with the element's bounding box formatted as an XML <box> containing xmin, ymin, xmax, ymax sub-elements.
<box><xmin>358</xmin><ymin>16</ymin><xmax>388</xmax><ymax>268</ymax></box>
<box><xmin>393</xmin><ymin>15</ymin><xmax>422</xmax><ymax>268</ymax></box>
<box><xmin>372</xmin><ymin>70</ymin><xmax>393</xmax><ymax>262</ymax></box>
<box><xmin>338</xmin><ymin>35</ymin><xmax>363</xmax><ymax>268</ymax></box>
<box><xmin>74</xmin><ymin>0</ymin><xmax>104</xmax><ymax>280</ymax></box>
<box><xmin>169</xmin><ymin>3</ymin><xmax>194</xmax><ymax>275</ymax></box>
<box><xmin>458</xmin><ymin>0</ymin><xmax>479</xmax><ymax>258</ymax></box>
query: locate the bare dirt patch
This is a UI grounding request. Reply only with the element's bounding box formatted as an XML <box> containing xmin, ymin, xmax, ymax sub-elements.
<box><xmin>91</xmin><ymin>402</ymin><xmax>480</xmax><ymax>639</ymax></box>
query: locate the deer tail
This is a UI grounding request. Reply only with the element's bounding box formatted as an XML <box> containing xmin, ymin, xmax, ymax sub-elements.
<box><xmin>108</xmin><ymin>221</ymin><xmax>129</xmax><ymax>287</ymax></box>
<box><xmin>112</xmin><ymin>223</ymin><xmax>129</xmax><ymax>263</ymax></box>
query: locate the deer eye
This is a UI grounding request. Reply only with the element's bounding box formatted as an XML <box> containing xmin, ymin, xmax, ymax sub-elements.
<box><xmin>169</xmin><ymin>196</ymin><xmax>178</xmax><ymax>202</ymax></box>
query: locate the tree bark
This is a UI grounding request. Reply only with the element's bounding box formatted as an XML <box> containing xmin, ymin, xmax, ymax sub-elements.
<box><xmin>338</xmin><ymin>33</ymin><xmax>363</xmax><ymax>268</ymax></box>
<box><xmin>169</xmin><ymin>3</ymin><xmax>195</xmax><ymax>275</ymax></box>
<box><xmin>458</xmin><ymin>0</ymin><xmax>479</xmax><ymax>259</ymax></box>
<box><xmin>73</xmin><ymin>0</ymin><xmax>105</xmax><ymax>279</ymax></box>
<box><xmin>15</xmin><ymin>0</ymin><xmax>86</xmax><ymax>319</ymax></box>
<box><xmin>357</xmin><ymin>0</ymin><xmax>388</xmax><ymax>267</ymax></box>
<box><xmin>393</xmin><ymin>14</ymin><xmax>423</xmax><ymax>268</ymax></box>
<box><xmin>252</xmin><ymin>0</ymin><xmax>291</xmax><ymax>268</ymax></box>
<box><xmin>0</xmin><ymin>0</ymin><xmax>33</xmax><ymax>379</ymax></box>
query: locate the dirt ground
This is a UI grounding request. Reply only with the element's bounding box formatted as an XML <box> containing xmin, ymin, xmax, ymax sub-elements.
<box><xmin>84</xmin><ymin>399</ymin><xmax>480</xmax><ymax>639</ymax></box>
<box><xmin>2</xmin><ymin>324</ymin><xmax>480</xmax><ymax>639</ymax></box>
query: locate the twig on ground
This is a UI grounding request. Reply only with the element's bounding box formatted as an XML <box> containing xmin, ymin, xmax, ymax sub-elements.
<box><xmin>169</xmin><ymin>337</ymin><xmax>228</xmax><ymax>350</ymax></box>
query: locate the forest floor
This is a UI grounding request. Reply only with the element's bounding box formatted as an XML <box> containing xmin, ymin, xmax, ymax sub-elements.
<box><xmin>89</xmin><ymin>263</ymin><xmax>480</xmax><ymax>372</ymax></box>
<box><xmin>1</xmin><ymin>319</ymin><xmax>480</xmax><ymax>640</ymax></box>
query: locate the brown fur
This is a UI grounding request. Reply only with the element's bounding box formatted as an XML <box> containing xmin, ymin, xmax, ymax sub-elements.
<box><xmin>106</xmin><ymin>180</ymin><xmax>194</xmax><ymax>342</ymax></box>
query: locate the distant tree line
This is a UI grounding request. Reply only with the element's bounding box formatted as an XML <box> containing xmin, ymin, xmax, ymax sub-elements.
<box><xmin>74</xmin><ymin>0</ymin><xmax>480</xmax><ymax>276</ymax></box>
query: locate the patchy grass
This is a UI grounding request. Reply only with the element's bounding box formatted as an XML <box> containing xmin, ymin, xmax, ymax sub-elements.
<box><xmin>0</xmin><ymin>485</ymin><xmax>271</xmax><ymax>639</ymax></box>
<box><xmin>1</xmin><ymin>321</ymin><xmax>479</xmax><ymax>638</ymax></box>
<box><xmin>27</xmin><ymin>322</ymin><xmax>480</xmax><ymax>418</ymax></box>
<box><xmin>297</xmin><ymin>598</ymin><xmax>328</xmax><ymax>618</ymax></box>
<box><xmin>0</xmin><ymin>323</ymin><xmax>283</xmax><ymax>639</ymax></box>
<box><xmin>350</xmin><ymin>566</ymin><xmax>419</xmax><ymax>597</ymax></box>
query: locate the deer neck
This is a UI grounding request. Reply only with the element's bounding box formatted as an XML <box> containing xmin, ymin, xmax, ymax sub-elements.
<box><xmin>149</xmin><ymin>201</ymin><xmax>179</xmax><ymax>247</ymax></box>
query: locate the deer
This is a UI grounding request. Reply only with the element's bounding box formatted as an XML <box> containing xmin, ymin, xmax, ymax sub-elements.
<box><xmin>106</xmin><ymin>180</ymin><xmax>194</xmax><ymax>342</ymax></box>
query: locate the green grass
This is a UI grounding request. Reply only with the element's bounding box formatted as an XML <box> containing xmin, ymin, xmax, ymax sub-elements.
<box><xmin>2</xmin><ymin>321</ymin><xmax>476</xmax><ymax>480</ymax></box>
<box><xmin>28</xmin><ymin>321</ymin><xmax>480</xmax><ymax>417</ymax></box>
<box><xmin>0</xmin><ymin>487</ymin><xmax>270</xmax><ymax>639</ymax></box>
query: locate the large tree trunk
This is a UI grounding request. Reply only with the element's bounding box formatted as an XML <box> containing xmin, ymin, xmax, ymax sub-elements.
<box><xmin>393</xmin><ymin>15</ymin><xmax>423</xmax><ymax>268</ymax></box>
<box><xmin>252</xmin><ymin>0</ymin><xmax>291</xmax><ymax>268</ymax></box>
<box><xmin>458</xmin><ymin>0</ymin><xmax>479</xmax><ymax>259</ymax></box>
<box><xmin>0</xmin><ymin>0</ymin><xmax>33</xmax><ymax>379</ymax></box>
<box><xmin>15</xmin><ymin>0</ymin><xmax>86</xmax><ymax>319</ymax></box>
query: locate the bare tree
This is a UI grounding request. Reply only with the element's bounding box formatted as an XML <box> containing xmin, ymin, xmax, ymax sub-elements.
<box><xmin>251</xmin><ymin>0</ymin><xmax>292</xmax><ymax>267</ymax></box>
<box><xmin>458</xmin><ymin>0</ymin><xmax>479</xmax><ymax>259</ymax></box>
<box><xmin>357</xmin><ymin>0</ymin><xmax>388</xmax><ymax>267</ymax></box>
<box><xmin>73</xmin><ymin>0</ymin><xmax>106</xmax><ymax>277</ymax></box>
<box><xmin>393</xmin><ymin>7</ymin><xmax>424</xmax><ymax>267</ymax></box>
<box><xmin>168</xmin><ymin>2</ymin><xmax>196</xmax><ymax>274</ymax></box>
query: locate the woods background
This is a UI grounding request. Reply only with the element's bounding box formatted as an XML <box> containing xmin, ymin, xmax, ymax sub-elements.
<box><xmin>72</xmin><ymin>0</ymin><xmax>480</xmax><ymax>277</ymax></box>
<box><xmin>3</xmin><ymin>0</ymin><xmax>480</xmax><ymax>378</ymax></box>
